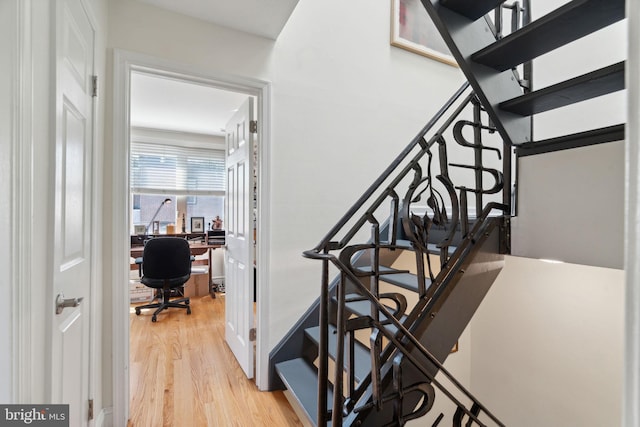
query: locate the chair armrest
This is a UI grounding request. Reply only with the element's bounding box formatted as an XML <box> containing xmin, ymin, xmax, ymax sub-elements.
<box><xmin>135</xmin><ymin>257</ymin><xmax>143</xmax><ymax>277</ymax></box>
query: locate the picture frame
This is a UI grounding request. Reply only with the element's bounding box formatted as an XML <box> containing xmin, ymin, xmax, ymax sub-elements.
<box><xmin>390</xmin><ymin>0</ymin><xmax>457</xmax><ymax>67</ymax></box>
<box><xmin>134</xmin><ymin>224</ymin><xmax>147</xmax><ymax>235</ymax></box>
<box><xmin>191</xmin><ymin>216</ymin><xmax>205</xmax><ymax>233</ymax></box>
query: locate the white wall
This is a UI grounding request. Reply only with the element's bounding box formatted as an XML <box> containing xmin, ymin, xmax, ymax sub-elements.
<box><xmin>470</xmin><ymin>256</ymin><xmax>624</xmax><ymax>426</ymax></box>
<box><xmin>266</xmin><ymin>0</ymin><xmax>465</xmax><ymax>350</ymax></box>
<box><xmin>0</xmin><ymin>0</ymin><xmax>16</xmax><ymax>403</ymax></box>
<box><xmin>105</xmin><ymin>0</ymin><xmax>464</xmax><ymax>396</ymax></box>
<box><xmin>625</xmin><ymin>0</ymin><xmax>640</xmax><ymax>424</ymax></box>
<box><xmin>512</xmin><ymin>141</ymin><xmax>625</xmax><ymax>268</ymax></box>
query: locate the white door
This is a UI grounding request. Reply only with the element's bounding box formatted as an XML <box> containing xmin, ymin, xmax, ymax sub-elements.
<box><xmin>50</xmin><ymin>0</ymin><xmax>94</xmax><ymax>424</ymax></box>
<box><xmin>225</xmin><ymin>98</ymin><xmax>255</xmax><ymax>378</ymax></box>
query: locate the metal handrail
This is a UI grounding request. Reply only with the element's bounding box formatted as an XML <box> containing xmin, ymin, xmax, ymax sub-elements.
<box><xmin>305</xmin><ymin>204</ymin><xmax>508</xmax><ymax>426</ymax></box>
<box><xmin>307</xmin><ymin>81</ymin><xmax>471</xmax><ymax>254</ymax></box>
<box><xmin>303</xmin><ymin>84</ymin><xmax>477</xmax><ymax>426</ymax></box>
<box><xmin>303</xmin><ymin>82</ymin><xmax>508</xmax><ymax>425</ymax></box>
<box><xmin>301</xmin><ymin>6</ymin><xmax>528</xmax><ymax>424</ymax></box>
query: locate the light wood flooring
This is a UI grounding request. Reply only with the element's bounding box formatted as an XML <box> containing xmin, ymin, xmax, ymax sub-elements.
<box><xmin>129</xmin><ymin>294</ymin><xmax>303</xmax><ymax>426</ymax></box>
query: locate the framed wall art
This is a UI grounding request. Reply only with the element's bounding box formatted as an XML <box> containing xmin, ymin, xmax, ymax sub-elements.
<box><xmin>390</xmin><ymin>0</ymin><xmax>457</xmax><ymax>67</ymax></box>
<box><xmin>191</xmin><ymin>216</ymin><xmax>205</xmax><ymax>233</ymax></box>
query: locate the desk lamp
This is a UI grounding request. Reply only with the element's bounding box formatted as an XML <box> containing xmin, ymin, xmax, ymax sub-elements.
<box><xmin>146</xmin><ymin>198</ymin><xmax>172</xmax><ymax>234</ymax></box>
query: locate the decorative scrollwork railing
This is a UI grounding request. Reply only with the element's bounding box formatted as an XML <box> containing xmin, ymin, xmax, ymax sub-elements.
<box><xmin>303</xmin><ymin>81</ymin><xmax>510</xmax><ymax>426</ymax></box>
<box><xmin>301</xmin><ymin>4</ymin><xmax>531</xmax><ymax>425</ymax></box>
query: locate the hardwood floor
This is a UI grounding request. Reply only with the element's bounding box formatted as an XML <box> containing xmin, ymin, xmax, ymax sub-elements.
<box><xmin>129</xmin><ymin>294</ymin><xmax>302</xmax><ymax>426</ymax></box>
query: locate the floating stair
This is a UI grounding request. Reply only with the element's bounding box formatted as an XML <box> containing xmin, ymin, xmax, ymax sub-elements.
<box><xmin>305</xmin><ymin>324</ymin><xmax>371</xmax><ymax>383</ymax></box>
<box><xmin>516</xmin><ymin>124</ymin><xmax>625</xmax><ymax>157</ymax></box>
<box><xmin>423</xmin><ymin>0</ymin><xmax>627</xmax><ymax>147</ymax></box>
<box><xmin>275</xmin><ymin>358</ymin><xmax>333</xmax><ymax>426</ymax></box>
<box><xmin>271</xmin><ymin>1</ymin><xmax>625</xmax><ymax>425</ymax></box>
<box><xmin>500</xmin><ymin>62</ymin><xmax>625</xmax><ymax>115</ymax></box>
<box><xmin>440</xmin><ymin>0</ymin><xmax>506</xmax><ymax>21</ymax></box>
<box><xmin>354</xmin><ymin>265</ymin><xmax>432</xmax><ymax>293</ymax></box>
<box><xmin>471</xmin><ymin>0</ymin><xmax>626</xmax><ymax>71</ymax></box>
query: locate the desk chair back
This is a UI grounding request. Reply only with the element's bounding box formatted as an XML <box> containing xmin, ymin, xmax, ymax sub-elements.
<box><xmin>136</xmin><ymin>237</ymin><xmax>193</xmax><ymax>322</ymax></box>
<box><xmin>141</xmin><ymin>237</ymin><xmax>191</xmax><ymax>288</ymax></box>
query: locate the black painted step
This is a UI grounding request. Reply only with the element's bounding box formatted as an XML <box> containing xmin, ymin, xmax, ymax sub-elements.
<box><xmin>500</xmin><ymin>62</ymin><xmax>625</xmax><ymax>116</ymax></box>
<box><xmin>440</xmin><ymin>0</ymin><xmax>505</xmax><ymax>21</ymax></box>
<box><xmin>275</xmin><ymin>358</ymin><xmax>333</xmax><ymax>426</ymax></box>
<box><xmin>305</xmin><ymin>325</ymin><xmax>371</xmax><ymax>383</ymax></box>
<box><xmin>381</xmin><ymin>239</ymin><xmax>458</xmax><ymax>255</ymax></box>
<box><xmin>515</xmin><ymin>124</ymin><xmax>625</xmax><ymax>157</ymax></box>
<box><xmin>343</xmin><ymin>295</ymin><xmax>405</xmax><ymax>335</ymax></box>
<box><xmin>472</xmin><ymin>0</ymin><xmax>626</xmax><ymax>71</ymax></box>
<box><xmin>356</xmin><ymin>266</ymin><xmax>432</xmax><ymax>294</ymax></box>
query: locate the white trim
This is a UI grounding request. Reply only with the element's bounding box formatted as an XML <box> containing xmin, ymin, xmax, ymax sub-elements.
<box><xmin>255</xmin><ymin>78</ymin><xmax>272</xmax><ymax>390</ymax></box>
<box><xmin>15</xmin><ymin>0</ymin><xmax>35</xmax><ymax>403</ymax></box>
<box><xmin>130</xmin><ymin>126</ymin><xmax>225</xmax><ymax>150</ymax></box>
<box><xmin>625</xmin><ymin>0</ymin><xmax>640</xmax><ymax>424</ymax></box>
<box><xmin>79</xmin><ymin>0</ymin><xmax>102</xmax><ymax>421</ymax></box>
<box><xmin>112</xmin><ymin>49</ymin><xmax>272</xmax><ymax>425</ymax></box>
<box><xmin>111</xmin><ymin>48</ymin><xmax>131</xmax><ymax>427</ymax></box>
<box><xmin>2</xmin><ymin>0</ymin><xmax>21</xmax><ymax>403</ymax></box>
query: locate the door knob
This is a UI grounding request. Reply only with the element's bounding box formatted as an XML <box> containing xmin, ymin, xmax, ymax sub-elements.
<box><xmin>55</xmin><ymin>293</ymin><xmax>84</xmax><ymax>315</ymax></box>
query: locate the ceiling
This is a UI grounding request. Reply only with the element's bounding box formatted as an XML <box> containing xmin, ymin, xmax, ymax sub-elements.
<box><xmin>137</xmin><ymin>0</ymin><xmax>300</xmax><ymax>40</ymax></box>
<box><xmin>130</xmin><ymin>0</ymin><xmax>299</xmax><ymax>136</ymax></box>
<box><xmin>130</xmin><ymin>72</ymin><xmax>249</xmax><ymax>136</ymax></box>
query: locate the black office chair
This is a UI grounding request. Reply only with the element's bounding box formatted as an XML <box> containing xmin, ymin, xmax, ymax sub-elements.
<box><xmin>135</xmin><ymin>237</ymin><xmax>192</xmax><ymax>322</ymax></box>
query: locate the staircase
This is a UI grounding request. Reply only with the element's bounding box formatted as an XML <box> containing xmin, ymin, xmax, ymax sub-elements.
<box><xmin>269</xmin><ymin>1</ymin><xmax>626</xmax><ymax>425</ymax></box>
<box><xmin>423</xmin><ymin>0</ymin><xmax>625</xmax><ymax>154</ymax></box>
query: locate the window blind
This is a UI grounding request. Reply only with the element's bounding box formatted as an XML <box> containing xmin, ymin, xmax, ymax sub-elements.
<box><xmin>130</xmin><ymin>142</ymin><xmax>225</xmax><ymax>196</ymax></box>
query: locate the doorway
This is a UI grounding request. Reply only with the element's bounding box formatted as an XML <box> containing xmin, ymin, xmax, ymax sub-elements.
<box><xmin>112</xmin><ymin>50</ymin><xmax>271</xmax><ymax>426</ymax></box>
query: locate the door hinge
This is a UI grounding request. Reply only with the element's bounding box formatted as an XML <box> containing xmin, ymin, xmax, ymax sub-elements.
<box><xmin>92</xmin><ymin>75</ymin><xmax>98</xmax><ymax>98</ymax></box>
<box><xmin>249</xmin><ymin>328</ymin><xmax>256</xmax><ymax>342</ymax></box>
<box><xmin>249</xmin><ymin>120</ymin><xmax>257</xmax><ymax>133</ymax></box>
<box><xmin>88</xmin><ymin>399</ymin><xmax>94</xmax><ymax>421</ymax></box>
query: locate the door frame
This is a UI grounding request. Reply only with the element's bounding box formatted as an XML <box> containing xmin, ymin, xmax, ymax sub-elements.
<box><xmin>3</xmin><ymin>0</ymin><xmax>101</xmax><ymax>408</ymax></box>
<box><xmin>111</xmin><ymin>49</ymin><xmax>272</xmax><ymax>425</ymax></box>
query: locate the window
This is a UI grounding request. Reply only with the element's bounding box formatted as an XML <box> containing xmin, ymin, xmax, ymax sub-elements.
<box><xmin>130</xmin><ymin>142</ymin><xmax>225</xmax><ymax>195</ymax></box>
<box><xmin>130</xmin><ymin>142</ymin><xmax>225</xmax><ymax>234</ymax></box>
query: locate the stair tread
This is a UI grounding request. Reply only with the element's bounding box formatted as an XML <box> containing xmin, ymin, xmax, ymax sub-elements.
<box><xmin>440</xmin><ymin>0</ymin><xmax>505</xmax><ymax>21</ymax></box>
<box><xmin>343</xmin><ymin>296</ymin><xmax>403</xmax><ymax>335</ymax></box>
<box><xmin>275</xmin><ymin>358</ymin><xmax>332</xmax><ymax>425</ymax></box>
<box><xmin>472</xmin><ymin>0</ymin><xmax>626</xmax><ymax>71</ymax></box>
<box><xmin>355</xmin><ymin>266</ymin><xmax>432</xmax><ymax>293</ymax></box>
<box><xmin>381</xmin><ymin>239</ymin><xmax>458</xmax><ymax>255</ymax></box>
<box><xmin>516</xmin><ymin>124</ymin><xmax>625</xmax><ymax>157</ymax></box>
<box><xmin>500</xmin><ymin>62</ymin><xmax>624</xmax><ymax>116</ymax></box>
<box><xmin>305</xmin><ymin>325</ymin><xmax>371</xmax><ymax>383</ymax></box>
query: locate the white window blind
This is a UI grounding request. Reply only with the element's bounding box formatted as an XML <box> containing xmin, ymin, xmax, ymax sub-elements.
<box><xmin>130</xmin><ymin>142</ymin><xmax>225</xmax><ymax>196</ymax></box>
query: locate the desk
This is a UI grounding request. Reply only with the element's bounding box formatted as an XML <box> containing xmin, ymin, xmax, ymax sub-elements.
<box><xmin>131</xmin><ymin>242</ymin><xmax>222</xmax><ymax>298</ymax></box>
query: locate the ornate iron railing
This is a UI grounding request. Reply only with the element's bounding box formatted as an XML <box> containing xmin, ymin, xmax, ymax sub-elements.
<box><xmin>301</xmin><ymin>3</ymin><xmax>530</xmax><ymax>426</ymax></box>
